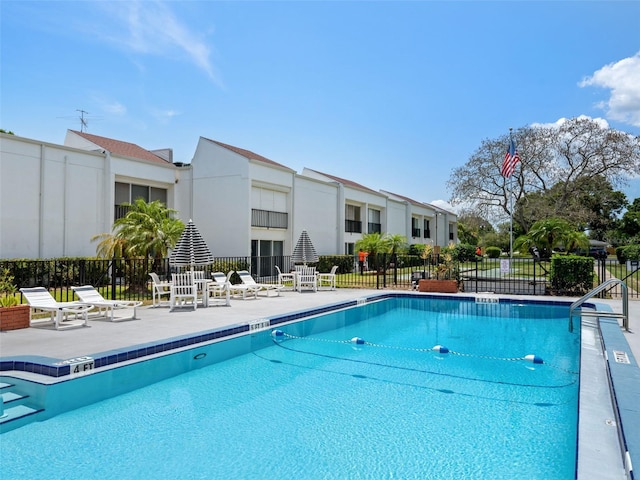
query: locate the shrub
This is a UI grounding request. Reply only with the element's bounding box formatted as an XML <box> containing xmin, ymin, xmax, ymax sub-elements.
<box><xmin>550</xmin><ymin>255</ymin><xmax>594</xmax><ymax>295</ymax></box>
<box><xmin>448</xmin><ymin>244</ymin><xmax>477</xmax><ymax>262</ymax></box>
<box><xmin>485</xmin><ymin>246</ymin><xmax>501</xmax><ymax>258</ymax></box>
<box><xmin>0</xmin><ymin>268</ymin><xmax>18</xmax><ymax>307</ymax></box>
<box><xmin>616</xmin><ymin>246</ymin><xmax>628</xmax><ymax>264</ymax></box>
<box><xmin>318</xmin><ymin>255</ymin><xmax>352</xmax><ymax>274</ymax></box>
<box><xmin>617</xmin><ymin>244</ymin><xmax>640</xmax><ymax>264</ymax></box>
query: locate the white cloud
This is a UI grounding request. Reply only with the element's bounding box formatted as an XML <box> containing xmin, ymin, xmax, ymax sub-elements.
<box><xmin>429</xmin><ymin>199</ymin><xmax>458</xmax><ymax>214</ymax></box>
<box><xmin>531</xmin><ymin>115</ymin><xmax>609</xmax><ymax>130</ymax></box>
<box><xmin>90</xmin><ymin>93</ymin><xmax>127</xmax><ymax>116</ymax></box>
<box><xmin>152</xmin><ymin>109</ymin><xmax>181</xmax><ymax>124</ymax></box>
<box><xmin>104</xmin><ymin>102</ymin><xmax>127</xmax><ymax>115</ymax></box>
<box><xmin>579</xmin><ymin>52</ymin><xmax>640</xmax><ymax>127</ymax></box>
<box><xmin>94</xmin><ymin>1</ymin><xmax>221</xmax><ymax>85</ymax></box>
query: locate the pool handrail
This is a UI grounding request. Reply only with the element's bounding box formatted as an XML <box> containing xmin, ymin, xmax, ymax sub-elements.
<box><xmin>569</xmin><ymin>278</ymin><xmax>629</xmax><ymax>332</ymax></box>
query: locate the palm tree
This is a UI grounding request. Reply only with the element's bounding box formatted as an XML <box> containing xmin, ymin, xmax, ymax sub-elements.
<box><xmin>384</xmin><ymin>233</ymin><xmax>408</xmax><ymax>259</ymax></box>
<box><xmin>383</xmin><ymin>233</ymin><xmax>407</xmax><ymax>283</ymax></box>
<box><xmin>91</xmin><ymin>199</ymin><xmax>184</xmax><ymax>292</ymax></box>
<box><xmin>355</xmin><ymin>233</ymin><xmax>387</xmax><ymax>271</ymax></box>
<box><xmin>514</xmin><ymin>218</ymin><xmax>588</xmax><ymax>257</ymax></box>
<box><xmin>92</xmin><ymin>199</ymin><xmax>184</xmax><ymax>260</ymax></box>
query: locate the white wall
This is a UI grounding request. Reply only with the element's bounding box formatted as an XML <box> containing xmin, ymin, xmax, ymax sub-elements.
<box><xmin>293</xmin><ymin>175</ymin><xmax>339</xmax><ymax>255</ymax></box>
<box><xmin>385</xmin><ymin>199</ymin><xmax>408</xmax><ymax>238</ymax></box>
<box><xmin>0</xmin><ymin>133</ymin><xmax>177</xmax><ymax>259</ymax></box>
<box><xmin>191</xmin><ymin>138</ymin><xmax>250</xmax><ymax>257</ymax></box>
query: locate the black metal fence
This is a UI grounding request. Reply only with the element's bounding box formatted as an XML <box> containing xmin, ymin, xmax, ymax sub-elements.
<box><xmin>1</xmin><ymin>254</ymin><xmax>635</xmax><ymax>304</ymax></box>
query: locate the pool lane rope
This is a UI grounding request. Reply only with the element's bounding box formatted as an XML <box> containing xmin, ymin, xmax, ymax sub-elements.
<box><xmin>271</xmin><ymin>330</ymin><xmax>546</xmax><ymax>366</ymax></box>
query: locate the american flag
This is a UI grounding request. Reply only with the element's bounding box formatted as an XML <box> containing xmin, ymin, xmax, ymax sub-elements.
<box><xmin>501</xmin><ymin>138</ymin><xmax>521</xmax><ymax>178</ymax></box>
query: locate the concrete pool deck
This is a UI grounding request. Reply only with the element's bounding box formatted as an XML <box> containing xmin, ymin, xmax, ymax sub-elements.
<box><xmin>1</xmin><ymin>289</ymin><xmax>638</xmax><ymax>479</ymax></box>
<box><xmin>2</xmin><ymin>289</ymin><xmax>637</xmax><ymax>365</ymax></box>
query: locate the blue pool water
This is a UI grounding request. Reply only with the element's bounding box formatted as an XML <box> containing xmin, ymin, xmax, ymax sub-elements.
<box><xmin>2</xmin><ymin>297</ymin><xmax>579</xmax><ymax>479</ymax></box>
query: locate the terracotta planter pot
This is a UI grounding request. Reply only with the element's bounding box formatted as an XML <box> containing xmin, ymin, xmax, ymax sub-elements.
<box><xmin>418</xmin><ymin>279</ymin><xmax>458</xmax><ymax>293</ymax></box>
<box><xmin>0</xmin><ymin>304</ymin><xmax>31</xmax><ymax>331</ymax></box>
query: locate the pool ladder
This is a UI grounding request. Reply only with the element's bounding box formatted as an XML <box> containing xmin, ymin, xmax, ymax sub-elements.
<box><xmin>568</xmin><ymin>278</ymin><xmax>629</xmax><ymax>333</ymax></box>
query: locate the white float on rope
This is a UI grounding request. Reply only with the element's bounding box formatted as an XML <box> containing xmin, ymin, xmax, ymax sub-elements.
<box><xmin>524</xmin><ymin>354</ymin><xmax>543</xmax><ymax>364</ymax></box>
<box><xmin>432</xmin><ymin>345</ymin><xmax>450</xmax><ymax>354</ymax></box>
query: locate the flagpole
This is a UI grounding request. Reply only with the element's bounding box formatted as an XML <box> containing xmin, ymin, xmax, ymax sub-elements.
<box><xmin>509</xmin><ymin>127</ymin><xmax>514</xmax><ymax>261</ymax></box>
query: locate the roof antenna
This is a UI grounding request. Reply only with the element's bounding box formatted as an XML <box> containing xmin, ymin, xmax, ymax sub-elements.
<box><xmin>77</xmin><ymin>109</ymin><xmax>89</xmax><ymax>132</ymax></box>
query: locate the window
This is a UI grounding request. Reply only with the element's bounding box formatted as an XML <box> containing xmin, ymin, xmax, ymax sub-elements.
<box><xmin>346</xmin><ymin>204</ymin><xmax>360</xmax><ymax>221</ymax></box>
<box><xmin>424</xmin><ymin>219</ymin><xmax>431</xmax><ymax>238</ymax></box>
<box><xmin>251</xmin><ymin>240</ymin><xmax>284</xmax><ymax>277</ymax></box>
<box><xmin>345</xmin><ymin>205</ymin><xmax>362</xmax><ymax>233</ymax></box>
<box><xmin>251</xmin><ymin>187</ymin><xmax>288</xmax><ymax>229</ymax></box>
<box><xmin>345</xmin><ymin>243</ymin><xmax>355</xmax><ymax>256</ymax></box>
<box><xmin>368</xmin><ymin>208</ymin><xmax>381</xmax><ymax>233</ymax></box>
<box><xmin>115</xmin><ymin>182</ymin><xmax>167</xmax><ymax>220</ymax></box>
<box><xmin>411</xmin><ymin>217</ymin><xmax>421</xmax><ymax>238</ymax></box>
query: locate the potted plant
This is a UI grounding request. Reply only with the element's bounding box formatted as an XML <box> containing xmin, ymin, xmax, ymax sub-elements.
<box><xmin>418</xmin><ymin>249</ymin><xmax>459</xmax><ymax>293</ymax></box>
<box><xmin>0</xmin><ymin>268</ymin><xmax>30</xmax><ymax>331</ymax></box>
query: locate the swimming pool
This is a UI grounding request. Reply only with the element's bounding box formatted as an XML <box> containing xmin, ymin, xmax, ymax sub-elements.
<box><xmin>1</xmin><ymin>296</ymin><xmax>588</xmax><ymax>479</ymax></box>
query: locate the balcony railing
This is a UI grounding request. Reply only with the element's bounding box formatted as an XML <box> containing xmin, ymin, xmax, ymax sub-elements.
<box><xmin>368</xmin><ymin>222</ymin><xmax>382</xmax><ymax>234</ymax></box>
<box><xmin>114</xmin><ymin>205</ymin><xmax>131</xmax><ymax>221</ymax></box>
<box><xmin>345</xmin><ymin>220</ymin><xmax>362</xmax><ymax>233</ymax></box>
<box><xmin>412</xmin><ymin>228</ymin><xmax>421</xmax><ymax>238</ymax></box>
<box><xmin>251</xmin><ymin>209</ymin><xmax>288</xmax><ymax>229</ymax></box>
<box><xmin>424</xmin><ymin>229</ymin><xmax>431</xmax><ymax>239</ymax></box>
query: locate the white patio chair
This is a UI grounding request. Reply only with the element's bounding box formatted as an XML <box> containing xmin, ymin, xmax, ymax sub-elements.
<box><xmin>192</xmin><ymin>270</ymin><xmax>211</xmax><ymax>306</ymax></box>
<box><xmin>295</xmin><ymin>266</ymin><xmax>317</xmax><ymax>292</ymax></box>
<box><xmin>207</xmin><ymin>278</ymin><xmax>230</xmax><ymax>307</ymax></box>
<box><xmin>236</xmin><ymin>270</ymin><xmax>283</xmax><ymax>297</ymax></box>
<box><xmin>275</xmin><ymin>266</ymin><xmax>295</xmax><ymax>290</ymax></box>
<box><xmin>19</xmin><ymin>287</ymin><xmax>93</xmax><ymax>330</ymax></box>
<box><xmin>72</xmin><ymin>285</ymin><xmax>142</xmax><ymax>321</ymax></box>
<box><xmin>317</xmin><ymin>265</ymin><xmax>338</xmax><ymax>290</ymax></box>
<box><xmin>170</xmin><ymin>272</ymin><xmax>197</xmax><ymax>311</ymax></box>
<box><xmin>149</xmin><ymin>273</ymin><xmax>172</xmax><ymax>307</ymax></box>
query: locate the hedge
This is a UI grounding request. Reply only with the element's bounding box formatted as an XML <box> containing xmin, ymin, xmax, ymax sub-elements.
<box><xmin>550</xmin><ymin>255</ymin><xmax>594</xmax><ymax>295</ymax></box>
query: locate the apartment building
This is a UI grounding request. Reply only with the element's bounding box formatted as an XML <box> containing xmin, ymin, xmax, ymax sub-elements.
<box><xmin>0</xmin><ymin>131</ymin><xmax>456</xmax><ymax>260</ymax></box>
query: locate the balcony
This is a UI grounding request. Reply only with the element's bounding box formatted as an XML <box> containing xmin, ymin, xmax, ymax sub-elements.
<box><xmin>368</xmin><ymin>222</ymin><xmax>382</xmax><ymax>234</ymax></box>
<box><xmin>114</xmin><ymin>204</ymin><xmax>131</xmax><ymax>221</ymax></box>
<box><xmin>251</xmin><ymin>209</ymin><xmax>288</xmax><ymax>229</ymax></box>
<box><xmin>412</xmin><ymin>228</ymin><xmax>421</xmax><ymax>238</ymax></box>
<box><xmin>424</xmin><ymin>229</ymin><xmax>431</xmax><ymax>239</ymax></box>
<box><xmin>345</xmin><ymin>220</ymin><xmax>362</xmax><ymax>233</ymax></box>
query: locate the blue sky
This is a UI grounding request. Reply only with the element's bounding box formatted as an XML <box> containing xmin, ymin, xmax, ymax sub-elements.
<box><xmin>2</xmin><ymin>1</ymin><xmax>639</xmax><ymax>210</ymax></box>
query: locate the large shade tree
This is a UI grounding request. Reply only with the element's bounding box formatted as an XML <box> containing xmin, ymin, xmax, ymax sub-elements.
<box><xmin>447</xmin><ymin>117</ymin><xmax>640</xmax><ymax>232</ymax></box>
<box><xmin>513</xmin><ymin>175</ymin><xmax>627</xmax><ymax>236</ymax></box>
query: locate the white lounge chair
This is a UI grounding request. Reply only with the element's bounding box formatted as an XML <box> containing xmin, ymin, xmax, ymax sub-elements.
<box><xmin>20</xmin><ymin>287</ymin><xmax>94</xmax><ymax>330</ymax></box>
<box><xmin>236</xmin><ymin>270</ymin><xmax>284</xmax><ymax>297</ymax></box>
<box><xmin>149</xmin><ymin>273</ymin><xmax>171</xmax><ymax>307</ymax></box>
<box><xmin>170</xmin><ymin>272</ymin><xmax>197</xmax><ymax>311</ymax></box>
<box><xmin>214</xmin><ymin>271</ymin><xmax>259</xmax><ymax>300</ymax></box>
<box><xmin>275</xmin><ymin>266</ymin><xmax>295</xmax><ymax>290</ymax></box>
<box><xmin>71</xmin><ymin>285</ymin><xmax>141</xmax><ymax>321</ymax></box>
<box><xmin>317</xmin><ymin>265</ymin><xmax>338</xmax><ymax>290</ymax></box>
<box><xmin>295</xmin><ymin>265</ymin><xmax>317</xmax><ymax>292</ymax></box>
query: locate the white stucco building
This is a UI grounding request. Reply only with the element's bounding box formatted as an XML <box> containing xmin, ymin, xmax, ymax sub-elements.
<box><xmin>0</xmin><ymin>130</ymin><xmax>456</xmax><ymax>260</ymax></box>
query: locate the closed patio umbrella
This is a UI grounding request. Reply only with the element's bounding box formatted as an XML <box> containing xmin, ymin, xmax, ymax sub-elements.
<box><xmin>291</xmin><ymin>230</ymin><xmax>319</xmax><ymax>265</ymax></box>
<box><xmin>169</xmin><ymin>219</ymin><xmax>214</xmax><ymax>269</ymax></box>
